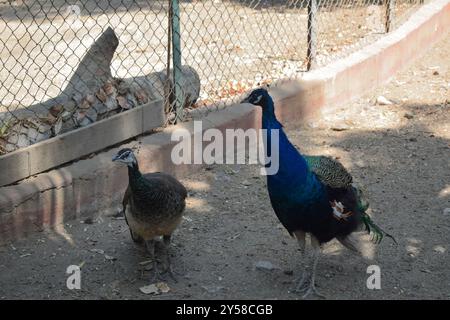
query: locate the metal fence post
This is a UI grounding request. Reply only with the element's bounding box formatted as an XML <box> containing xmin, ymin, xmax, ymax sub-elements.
<box><xmin>307</xmin><ymin>0</ymin><xmax>318</xmax><ymax>71</ymax></box>
<box><xmin>170</xmin><ymin>0</ymin><xmax>183</xmax><ymax>123</ymax></box>
<box><xmin>385</xmin><ymin>0</ymin><xmax>395</xmax><ymax>32</ymax></box>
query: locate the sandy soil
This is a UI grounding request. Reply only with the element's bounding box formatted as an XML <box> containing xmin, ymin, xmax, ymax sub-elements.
<box><xmin>0</xmin><ymin>29</ymin><xmax>448</xmax><ymax>300</ymax></box>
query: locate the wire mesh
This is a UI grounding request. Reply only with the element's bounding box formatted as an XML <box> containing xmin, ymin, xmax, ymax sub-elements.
<box><xmin>0</xmin><ymin>0</ymin><xmax>428</xmax><ymax>156</ymax></box>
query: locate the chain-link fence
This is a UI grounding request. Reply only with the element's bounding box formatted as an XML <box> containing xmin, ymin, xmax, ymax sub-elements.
<box><xmin>0</xmin><ymin>0</ymin><xmax>427</xmax><ymax>156</ymax></box>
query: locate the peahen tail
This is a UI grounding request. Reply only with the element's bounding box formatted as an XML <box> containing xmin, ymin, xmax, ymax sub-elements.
<box><xmin>362</xmin><ymin>214</ymin><xmax>397</xmax><ymax>245</ymax></box>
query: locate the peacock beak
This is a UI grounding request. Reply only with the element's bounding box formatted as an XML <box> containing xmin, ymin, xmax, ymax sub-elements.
<box><xmin>241</xmin><ymin>96</ymin><xmax>251</xmax><ymax>104</ymax></box>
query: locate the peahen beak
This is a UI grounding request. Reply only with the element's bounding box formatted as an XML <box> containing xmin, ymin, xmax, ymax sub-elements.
<box><xmin>112</xmin><ymin>154</ymin><xmax>120</xmax><ymax>162</ymax></box>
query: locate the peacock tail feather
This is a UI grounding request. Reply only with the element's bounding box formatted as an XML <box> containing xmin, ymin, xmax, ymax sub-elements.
<box><xmin>362</xmin><ymin>213</ymin><xmax>397</xmax><ymax>244</ymax></box>
<box><xmin>305</xmin><ymin>155</ymin><xmax>396</xmax><ymax>245</ymax></box>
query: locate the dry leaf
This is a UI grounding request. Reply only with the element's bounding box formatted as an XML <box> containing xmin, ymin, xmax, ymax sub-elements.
<box><xmin>49</xmin><ymin>105</ymin><xmax>64</xmax><ymax>117</ymax></box>
<box><xmin>53</xmin><ymin>118</ymin><xmax>63</xmax><ymax>135</ymax></box>
<box><xmin>96</xmin><ymin>88</ymin><xmax>107</xmax><ymax>103</ymax></box>
<box><xmin>103</xmin><ymin>82</ymin><xmax>116</xmax><ymax>96</ymax></box>
<box><xmin>139</xmin><ymin>284</ymin><xmax>159</xmax><ymax>295</ymax></box>
<box><xmin>156</xmin><ymin>282</ymin><xmax>170</xmax><ymax>293</ymax></box>
<box><xmin>85</xmin><ymin>94</ymin><xmax>96</xmax><ymax>105</ymax></box>
<box><xmin>134</xmin><ymin>89</ymin><xmax>148</xmax><ymax>104</ymax></box>
<box><xmin>117</xmin><ymin>96</ymin><xmax>130</xmax><ymax>109</ymax></box>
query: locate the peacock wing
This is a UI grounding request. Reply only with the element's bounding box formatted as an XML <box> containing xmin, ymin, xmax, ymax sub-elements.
<box><xmin>304</xmin><ymin>155</ymin><xmax>353</xmax><ymax>189</ymax></box>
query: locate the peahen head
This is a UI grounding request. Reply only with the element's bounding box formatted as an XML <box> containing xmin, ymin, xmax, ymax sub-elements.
<box><xmin>112</xmin><ymin>148</ymin><xmax>138</xmax><ymax>167</ymax></box>
<box><xmin>241</xmin><ymin>88</ymin><xmax>275</xmax><ymax>115</ymax></box>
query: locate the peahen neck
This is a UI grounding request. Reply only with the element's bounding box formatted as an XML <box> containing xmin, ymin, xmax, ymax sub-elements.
<box><xmin>127</xmin><ymin>162</ymin><xmax>142</xmax><ymax>186</ymax></box>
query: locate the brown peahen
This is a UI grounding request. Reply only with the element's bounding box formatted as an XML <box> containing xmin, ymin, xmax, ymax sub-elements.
<box><xmin>112</xmin><ymin>148</ymin><xmax>187</xmax><ymax>279</ymax></box>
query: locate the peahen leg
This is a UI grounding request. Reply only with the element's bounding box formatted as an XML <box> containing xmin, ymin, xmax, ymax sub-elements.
<box><xmin>145</xmin><ymin>239</ymin><xmax>160</xmax><ymax>281</ymax></box>
<box><xmin>162</xmin><ymin>235</ymin><xmax>177</xmax><ymax>282</ymax></box>
<box><xmin>301</xmin><ymin>235</ymin><xmax>326</xmax><ymax>299</ymax></box>
<box><xmin>292</xmin><ymin>230</ymin><xmax>308</xmax><ymax>292</ymax></box>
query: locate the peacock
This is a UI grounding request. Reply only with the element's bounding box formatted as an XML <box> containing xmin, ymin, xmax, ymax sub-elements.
<box><xmin>112</xmin><ymin>148</ymin><xmax>187</xmax><ymax>279</ymax></box>
<box><xmin>242</xmin><ymin>88</ymin><xmax>395</xmax><ymax>298</ymax></box>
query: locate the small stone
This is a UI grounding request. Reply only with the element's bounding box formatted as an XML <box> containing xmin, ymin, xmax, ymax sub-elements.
<box><xmin>90</xmin><ymin>248</ymin><xmax>105</xmax><ymax>255</ymax></box>
<box><xmin>255</xmin><ymin>260</ymin><xmax>280</xmax><ymax>271</ymax></box>
<box><xmin>241</xmin><ymin>180</ymin><xmax>251</xmax><ymax>186</ymax></box>
<box><xmin>27</xmin><ymin>127</ymin><xmax>38</xmax><ymax>141</ymax></box>
<box><xmin>376</xmin><ymin>95</ymin><xmax>393</xmax><ymax>105</ymax></box>
<box><xmin>442</xmin><ymin>208</ymin><xmax>450</xmax><ymax>216</ymax></box>
<box><xmin>201</xmin><ymin>285</ymin><xmax>225</xmax><ymax>293</ymax></box>
<box><xmin>5</xmin><ymin>144</ymin><xmax>15</xmax><ymax>152</ymax></box>
<box><xmin>17</xmin><ymin>134</ymin><xmax>29</xmax><ymax>148</ymax></box>
<box><xmin>283</xmin><ymin>270</ymin><xmax>294</xmax><ymax>276</ymax></box>
<box><xmin>104</xmin><ymin>255</ymin><xmax>116</xmax><ymax>261</ymax></box>
<box><xmin>433</xmin><ymin>70</ymin><xmax>439</xmax><ymax>76</ymax></box>
<box><xmin>433</xmin><ymin>246</ymin><xmax>446</xmax><ymax>254</ymax></box>
<box><xmin>404</xmin><ymin>113</ymin><xmax>414</xmax><ymax>119</ymax></box>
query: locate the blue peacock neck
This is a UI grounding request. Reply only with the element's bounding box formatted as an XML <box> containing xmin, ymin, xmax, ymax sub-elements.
<box><xmin>261</xmin><ymin>98</ymin><xmax>309</xmax><ymax>184</ymax></box>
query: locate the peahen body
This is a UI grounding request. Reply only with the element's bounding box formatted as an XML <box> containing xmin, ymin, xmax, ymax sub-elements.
<box><xmin>242</xmin><ymin>88</ymin><xmax>395</xmax><ymax>298</ymax></box>
<box><xmin>112</xmin><ymin>148</ymin><xmax>187</xmax><ymax>279</ymax></box>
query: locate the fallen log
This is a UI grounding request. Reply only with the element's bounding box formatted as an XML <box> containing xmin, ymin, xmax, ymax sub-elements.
<box><xmin>0</xmin><ymin>27</ymin><xmax>200</xmax><ymax>154</ymax></box>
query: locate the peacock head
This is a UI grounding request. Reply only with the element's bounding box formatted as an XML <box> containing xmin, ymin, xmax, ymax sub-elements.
<box><xmin>112</xmin><ymin>148</ymin><xmax>137</xmax><ymax>167</ymax></box>
<box><xmin>241</xmin><ymin>88</ymin><xmax>274</xmax><ymax>114</ymax></box>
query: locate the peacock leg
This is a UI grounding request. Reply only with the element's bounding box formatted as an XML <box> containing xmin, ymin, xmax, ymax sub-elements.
<box><xmin>292</xmin><ymin>230</ymin><xmax>309</xmax><ymax>293</ymax></box>
<box><xmin>145</xmin><ymin>239</ymin><xmax>161</xmax><ymax>281</ymax></box>
<box><xmin>301</xmin><ymin>235</ymin><xmax>326</xmax><ymax>299</ymax></box>
<box><xmin>162</xmin><ymin>235</ymin><xmax>177</xmax><ymax>282</ymax></box>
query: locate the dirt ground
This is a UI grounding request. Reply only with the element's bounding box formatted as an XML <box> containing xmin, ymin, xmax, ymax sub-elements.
<box><xmin>0</xmin><ymin>33</ymin><xmax>449</xmax><ymax>300</ymax></box>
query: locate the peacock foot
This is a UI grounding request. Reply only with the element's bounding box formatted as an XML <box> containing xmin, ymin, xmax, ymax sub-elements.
<box><xmin>165</xmin><ymin>264</ymin><xmax>178</xmax><ymax>283</ymax></box>
<box><xmin>300</xmin><ymin>281</ymin><xmax>326</xmax><ymax>299</ymax></box>
<box><xmin>291</xmin><ymin>271</ymin><xmax>309</xmax><ymax>294</ymax></box>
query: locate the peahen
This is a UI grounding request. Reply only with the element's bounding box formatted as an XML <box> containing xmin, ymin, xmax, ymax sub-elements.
<box><xmin>242</xmin><ymin>88</ymin><xmax>395</xmax><ymax>298</ymax></box>
<box><xmin>112</xmin><ymin>148</ymin><xmax>187</xmax><ymax>279</ymax></box>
